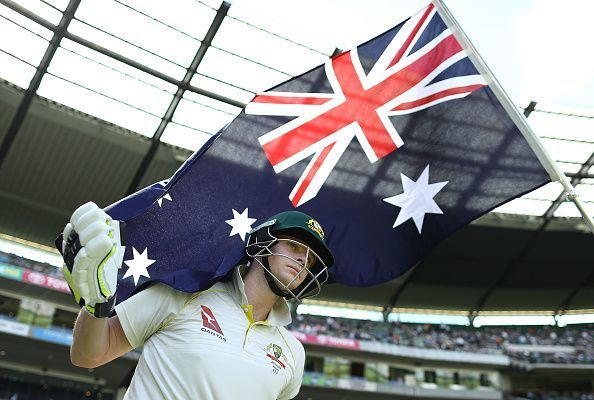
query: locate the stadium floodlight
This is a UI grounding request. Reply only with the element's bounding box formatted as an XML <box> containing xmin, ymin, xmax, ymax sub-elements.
<box><xmin>388</xmin><ymin>313</ymin><xmax>470</xmax><ymax>326</ymax></box>
<box><xmin>297</xmin><ymin>304</ymin><xmax>385</xmax><ymax>322</ymax></box>
<box><xmin>472</xmin><ymin>315</ymin><xmax>556</xmax><ymax>327</ymax></box>
<box><xmin>556</xmin><ymin>313</ymin><xmax>594</xmax><ymax>327</ymax></box>
<box><xmin>0</xmin><ymin>236</ymin><xmax>62</xmax><ymax>267</ymax></box>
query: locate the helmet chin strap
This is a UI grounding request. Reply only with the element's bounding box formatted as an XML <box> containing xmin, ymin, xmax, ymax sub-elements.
<box><xmin>259</xmin><ymin>256</ymin><xmax>294</xmax><ymax>299</ymax></box>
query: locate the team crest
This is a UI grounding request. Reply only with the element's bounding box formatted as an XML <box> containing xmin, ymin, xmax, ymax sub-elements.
<box><xmin>307</xmin><ymin>218</ymin><xmax>324</xmax><ymax>240</ymax></box>
<box><xmin>265</xmin><ymin>343</ymin><xmax>287</xmax><ymax>374</ymax></box>
<box><xmin>273</xmin><ymin>344</ymin><xmax>282</xmax><ymax>358</ymax></box>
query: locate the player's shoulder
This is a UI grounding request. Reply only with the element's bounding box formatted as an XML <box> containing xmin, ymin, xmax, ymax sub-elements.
<box><xmin>278</xmin><ymin>326</ymin><xmax>305</xmax><ymax>355</ymax></box>
<box><xmin>184</xmin><ymin>280</ymin><xmax>234</xmax><ymax>304</ymax></box>
<box><xmin>123</xmin><ymin>282</ymin><xmax>192</xmax><ymax>304</ymax></box>
<box><xmin>143</xmin><ymin>282</ymin><xmax>194</xmax><ymax>299</ymax></box>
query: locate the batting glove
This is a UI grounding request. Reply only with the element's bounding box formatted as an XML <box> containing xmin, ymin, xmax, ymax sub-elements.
<box><xmin>61</xmin><ymin>202</ymin><xmax>125</xmax><ymax>318</ymax></box>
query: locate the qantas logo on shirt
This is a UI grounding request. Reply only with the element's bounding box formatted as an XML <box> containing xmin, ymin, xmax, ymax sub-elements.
<box><xmin>200</xmin><ymin>305</ymin><xmax>226</xmax><ymax>341</ymax></box>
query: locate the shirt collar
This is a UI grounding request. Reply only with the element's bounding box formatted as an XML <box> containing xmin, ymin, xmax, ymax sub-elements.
<box><xmin>231</xmin><ymin>265</ymin><xmax>292</xmax><ymax>327</ymax></box>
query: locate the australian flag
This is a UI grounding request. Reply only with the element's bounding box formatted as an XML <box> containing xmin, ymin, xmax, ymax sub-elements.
<box><xmin>107</xmin><ymin>3</ymin><xmax>552</xmax><ymax>304</ymax></box>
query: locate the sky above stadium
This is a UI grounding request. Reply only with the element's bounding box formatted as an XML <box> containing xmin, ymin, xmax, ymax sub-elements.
<box><xmin>232</xmin><ymin>0</ymin><xmax>594</xmax><ymax>109</ymax></box>
<box><xmin>1</xmin><ymin>0</ymin><xmax>593</xmax><ymax>216</ymax></box>
<box><xmin>3</xmin><ymin>0</ymin><xmax>594</xmax><ymax>113</ymax></box>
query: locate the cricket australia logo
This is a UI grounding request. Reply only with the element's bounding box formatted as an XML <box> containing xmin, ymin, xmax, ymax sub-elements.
<box><xmin>200</xmin><ymin>305</ymin><xmax>226</xmax><ymax>342</ymax></box>
<box><xmin>265</xmin><ymin>343</ymin><xmax>287</xmax><ymax>374</ymax></box>
<box><xmin>307</xmin><ymin>218</ymin><xmax>324</xmax><ymax>240</ymax></box>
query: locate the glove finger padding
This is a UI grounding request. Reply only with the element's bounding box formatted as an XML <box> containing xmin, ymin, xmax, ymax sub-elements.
<box><xmin>78</xmin><ymin>220</ymin><xmax>110</xmax><ymax>249</ymax></box>
<box><xmin>84</xmin><ymin>234</ymin><xmax>113</xmax><ymax>263</ymax></box>
<box><xmin>70</xmin><ymin>201</ymin><xmax>99</xmax><ymax>226</ymax></box>
<box><xmin>62</xmin><ymin>202</ymin><xmax>125</xmax><ymax>318</ymax></box>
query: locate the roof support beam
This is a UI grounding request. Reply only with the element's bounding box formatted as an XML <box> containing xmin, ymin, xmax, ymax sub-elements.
<box><xmin>0</xmin><ymin>0</ymin><xmax>81</xmax><ymax>169</ymax></box>
<box><xmin>125</xmin><ymin>1</ymin><xmax>231</xmax><ymax>195</ymax></box>
<box><xmin>474</xmin><ymin>149</ymin><xmax>594</xmax><ymax>319</ymax></box>
<box><xmin>555</xmin><ymin>267</ymin><xmax>594</xmax><ymax>319</ymax></box>
<box><xmin>387</xmin><ymin>102</ymin><xmax>542</xmax><ymax>321</ymax></box>
<box><xmin>469</xmin><ymin>101</ymin><xmax>594</xmax><ymax>319</ymax></box>
<box><xmin>544</xmin><ymin>151</ymin><xmax>594</xmax><ymax>219</ymax></box>
<box><xmin>554</xmin><ymin>150</ymin><xmax>594</xmax><ymax>316</ymax></box>
<box><xmin>566</xmin><ymin>172</ymin><xmax>594</xmax><ymax>180</ymax></box>
<box><xmin>469</xmin><ymin>102</ymin><xmax>540</xmax><ymax>320</ymax></box>
<box><xmin>0</xmin><ymin>0</ymin><xmax>244</xmax><ymax>109</ymax></box>
<box><xmin>382</xmin><ymin>261</ymin><xmax>424</xmax><ymax>321</ymax></box>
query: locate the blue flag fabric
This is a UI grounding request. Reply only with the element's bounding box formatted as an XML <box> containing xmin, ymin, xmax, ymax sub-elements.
<box><xmin>108</xmin><ymin>3</ymin><xmax>551</xmax><ymax>304</ymax></box>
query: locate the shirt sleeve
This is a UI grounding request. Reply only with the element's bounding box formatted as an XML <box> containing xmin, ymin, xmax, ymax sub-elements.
<box><xmin>115</xmin><ymin>283</ymin><xmax>190</xmax><ymax>349</ymax></box>
<box><xmin>278</xmin><ymin>334</ymin><xmax>305</xmax><ymax>400</ymax></box>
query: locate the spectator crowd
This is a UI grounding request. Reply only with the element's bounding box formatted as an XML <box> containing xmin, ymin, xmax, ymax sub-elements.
<box><xmin>512</xmin><ymin>392</ymin><xmax>594</xmax><ymax>400</ymax></box>
<box><xmin>0</xmin><ymin>250</ymin><xmax>62</xmax><ymax>277</ymax></box>
<box><xmin>289</xmin><ymin>314</ymin><xmax>594</xmax><ymax>364</ymax></box>
<box><xmin>2</xmin><ymin>249</ymin><xmax>594</xmax><ymax>366</ymax></box>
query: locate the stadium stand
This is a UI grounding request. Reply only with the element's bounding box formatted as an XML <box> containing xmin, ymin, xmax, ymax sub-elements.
<box><xmin>0</xmin><ymin>251</ymin><xmax>61</xmax><ymax>278</ymax></box>
<box><xmin>1</xmin><ymin>249</ymin><xmax>594</xmax><ymax>399</ymax></box>
<box><xmin>289</xmin><ymin>314</ymin><xmax>594</xmax><ymax>364</ymax></box>
<box><xmin>511</xmin><ymin>393</ymin><xmax>594</xmax><ymax>400</ymax></box>
<box><xmin>0</xmin><ymin>366</ymin><xmax>113</xmax><ymax>400</ymax></box>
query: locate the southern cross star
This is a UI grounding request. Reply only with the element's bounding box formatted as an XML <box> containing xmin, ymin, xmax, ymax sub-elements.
<box><xmin>157</xmin><ymin>180</ymin><xmax>172</xmax><ymax>207</ymax></box>
<box><xmin>157</xmin><ymin>193</ymin><xmax>172</xmax><ymax>207</ymax></box>
<box><xmin>123</xmin><ymin>247</ymin><xmax>156</xmax><ymax>286</ymax></box>
<box><xmin>383</xmin><ymin>165</ymin><xmax>448</xmax><ymax>233</ymax></box>
<box><xmin>225</xmin><ymin>208</ymin><xmax>257</xmax><ymax>241</ymax></box>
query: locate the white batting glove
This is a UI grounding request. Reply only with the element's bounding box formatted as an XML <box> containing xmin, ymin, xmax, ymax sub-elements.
<box><xmin>61</xmin><ymin>202</ymin><xmax>125</xmax><ymax>318</ymax></box>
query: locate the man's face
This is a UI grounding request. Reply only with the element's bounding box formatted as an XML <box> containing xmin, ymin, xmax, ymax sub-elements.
<box><xmin>267</xmin><ymin>235</ymin><xmax>316</xmax><ymax>290</ymax></box>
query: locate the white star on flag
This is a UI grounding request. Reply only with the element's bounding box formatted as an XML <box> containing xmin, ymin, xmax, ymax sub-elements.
<box><xmin>225</xmin><ymin>208</ymin><xmax>257</xmax><ymax>241</ymax></box>
<box><xmin>383</xmin><ymin>165</ymin><xmax>448</xmax><ymax>233</ymax></box>
<box><xmin>123</xmin><ymin>247</ymin><xmax>156</xmax><ymax>286</ymax></box>
<box><xmin>157</xmin><ymin>193</ymin><xmax>172</xmax><ymax>207</ymax></box>
<box><xmin>156</xmin><ymin>180</ymin><xmax>172</xmax><ymax>207</ymax></box>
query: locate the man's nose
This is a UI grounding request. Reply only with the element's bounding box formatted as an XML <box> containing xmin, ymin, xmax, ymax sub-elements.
<box><xmin>292</xmin><ymin>248</ymin><xmax>306</xmax><ymax>263</ymax></box>
<box><xmin>295</xmin><ymin>254</ymin><xmax>305</xmax><ymax>266</ymax></box>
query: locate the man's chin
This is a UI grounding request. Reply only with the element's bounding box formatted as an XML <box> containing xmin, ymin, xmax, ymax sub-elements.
<box><xmin>281</xmin><ymin>277</ymin><xmax>304</xmax><ymax>291</ymax></box>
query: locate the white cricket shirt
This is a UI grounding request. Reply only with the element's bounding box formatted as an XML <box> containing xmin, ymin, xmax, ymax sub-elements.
<box><xmin>115</xmin><ymin>266</ymin><xmax>305</xmax><ymax>400</ymax></box>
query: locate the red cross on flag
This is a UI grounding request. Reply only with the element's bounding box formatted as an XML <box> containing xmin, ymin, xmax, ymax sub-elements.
<box><xmin>246</xmin><ymin>4</ymin><xmax>486</xmax><ymax>206</ymax></box>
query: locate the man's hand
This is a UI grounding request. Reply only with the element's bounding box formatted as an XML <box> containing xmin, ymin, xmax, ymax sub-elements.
<box><xmin>62</xmin><ymin>202</ymin><xmax>125</xmax><ymax>318</ymax></box>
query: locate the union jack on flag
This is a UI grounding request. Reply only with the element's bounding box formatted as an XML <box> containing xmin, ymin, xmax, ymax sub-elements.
<box><xmin>103</xmin><ymin>1</ymin><xmax>551</xmax><ymax>303</ymax></box>
<box><xmin>246</xmin><ymin>3</ymin><xmax>486</xmax><ymax>206</ymax></box>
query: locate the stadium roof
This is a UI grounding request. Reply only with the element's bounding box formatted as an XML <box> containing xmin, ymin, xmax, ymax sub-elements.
<box><xmin>0</xmin><ymin>0</ymin><xmax>593</xmax><ymax>315</ymax></box>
